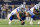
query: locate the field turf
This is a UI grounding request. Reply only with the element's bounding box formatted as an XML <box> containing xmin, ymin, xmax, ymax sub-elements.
<box><xmin>0</xmin><ymin>19</ymin><xmax>40</xmax><ymax>27</ymax></box>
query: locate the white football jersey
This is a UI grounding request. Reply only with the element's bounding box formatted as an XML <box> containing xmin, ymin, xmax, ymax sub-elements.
<box><xmin>8</xmin><ymin>7</ymin><xmax>21</xmax><ymax>19</ymax></box>
<box><xmin>28</xmin><ymin>4</ymin><xmax>40</xmax><ymax>15</ymax></box>
<box><xmin>11</xmin><ymin>7</ymin><xmax>20</xmax><ymax>15</ymax></box>
<box><xmin>30</xmin><ymin>7</ymin><xmax>34</xmax><ymax>12</ymax></box>
<box><xmin>30</xmin><ymin>4</ymin><xmax>39</xmax><ymax>12</ymax></box>
<box><xmin>11</xmin><ymin>7</ymin><xmax>25</xmax><ymax>15</ymax></box>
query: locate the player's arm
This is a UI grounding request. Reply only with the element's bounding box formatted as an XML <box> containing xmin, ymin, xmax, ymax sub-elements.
<box><xmin>24</xmin><ymin>11</ymin><xmax>31</xmax><ymax>17</ymax></box>
<box><xmin>16</xmin><ymin>10</ymin><xmax>21</xmax><ymax>20</ymax></box>
<box><xmin>16</xmin><ymin>10</ymin><xmax>25</xmax><ymax>25</ymax></box>
<box><xmin>24</xmin><ymin>11</ymin><xmax>28</xmax><ymax>16</ymax></box>
<box><xmin>33</xmin><ymin>8</ymin><xmax>38</xmax><ymax>15</ymax></box>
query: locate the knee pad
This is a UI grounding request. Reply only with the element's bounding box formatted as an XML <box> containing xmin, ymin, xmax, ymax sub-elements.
<box><xmin>31</xmin><ymin>15</ymin><xmax>35</xmax><ymax>19</ymax></box>
<box><xmin>21</xmin><ymin>16</ymin><xmax>26</xmax><ymax>21</ymax></box>
<box><xmin>10</xmin><ymin>15</ymin><xmax>14</xmax><ymax>21</ymax></box>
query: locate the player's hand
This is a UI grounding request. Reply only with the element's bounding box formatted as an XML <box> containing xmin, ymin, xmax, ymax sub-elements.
<box><xmin>21</xmin><ymin>20</ymin><xmax>25</xmax><ymax>25</ymax></box>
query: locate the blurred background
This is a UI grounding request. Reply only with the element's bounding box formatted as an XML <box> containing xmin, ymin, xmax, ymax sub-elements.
<box><xmin>0</xmin><ymin>0</ymin><xmax>40</xmax><ymax>20</ymax></box>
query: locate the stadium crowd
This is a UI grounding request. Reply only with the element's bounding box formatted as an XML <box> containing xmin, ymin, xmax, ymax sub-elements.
<box><xmin>0</xmin><ymin>0</ymin><xmax>40</xmax><ymax>20</ymax></box>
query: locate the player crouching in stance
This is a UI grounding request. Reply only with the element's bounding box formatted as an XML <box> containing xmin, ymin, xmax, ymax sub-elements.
<box><xmin>8</xmin><ymin>4</ymin><xmax>26</xmax><ymax>25</ymax></box>
<box><xmin>26</xmin><ymin>3</ymin><xmax>40</xmax><ymax>25</ymax></box>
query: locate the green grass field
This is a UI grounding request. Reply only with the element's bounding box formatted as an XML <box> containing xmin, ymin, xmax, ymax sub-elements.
<box><xmin>0</xmin><ymin>19</ymin><xmax>40</xmax><ymax>27</ymax></box>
